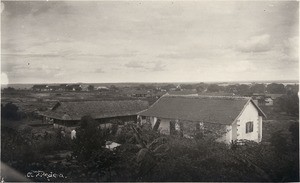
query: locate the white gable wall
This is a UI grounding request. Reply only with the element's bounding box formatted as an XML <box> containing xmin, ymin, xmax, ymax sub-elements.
<box><xmin>235</xmin><ymin>101</ymin><xmax>261</xmax><ymax>142</ymax></box>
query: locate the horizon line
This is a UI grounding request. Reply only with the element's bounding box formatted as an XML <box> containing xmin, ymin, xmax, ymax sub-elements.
<box><xmin>2</xmin><ymin>79</ymin><xmax>299</xmax><ymax>86</ymax></box>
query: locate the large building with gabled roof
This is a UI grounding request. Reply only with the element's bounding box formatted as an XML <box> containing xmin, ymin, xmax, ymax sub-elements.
<box><xmin>41</xmin><ymin>100</ymin><xmax>149</xmax><ymax>127</ymax></box>
<box><xmin>138</xmin><ymin>95</ymin><xmax>266</xmax><ymax>143</ymax></box>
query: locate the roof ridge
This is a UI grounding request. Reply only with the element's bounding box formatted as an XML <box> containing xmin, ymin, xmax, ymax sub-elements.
<box><xmin>59</xmin><ymin>100</ymin><xmax>148</xmax><ymax>103</ymax></box>
<box><xmin>165</xmin><ymin>95</ymin><xmax>250</xmax><ymax>100</ymax></box>
<box><xmin>138</xmin><ymin>93</ymin><xmax>167</xmax><ymax>114</ymax></box>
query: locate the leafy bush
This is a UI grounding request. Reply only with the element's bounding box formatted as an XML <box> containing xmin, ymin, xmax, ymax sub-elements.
<box><xmin>289</xmin><ymin>122</ymin><xmax>299</xmax><ymax>145</ymax></box>
<box><xmin>270</xmin><ymin>130</ymin><xmax>288</xmax><ymax>155</ymax></box>
<box><xmin>112</xmin><ymin>126</ymin><xmax>299</xmax><ymax>182</ymax></box>
<box><xmin>2</xmin><ymin>117</ymin><xmax>298</xmax><ymax>182</ymax></box>
<box><xmin>276</xmin><ymin>94</ymin><xmax>299</xmax><ymax>116</ymax></box>
<box><xmin>1</xmin><ymin>102</ymin><xmax>21</xmax><ymax>120</ymax></box>
<box><xmin>72</xmin><ymin>116</ymin><xmax>108</xmax><ymax>161</ymax></box>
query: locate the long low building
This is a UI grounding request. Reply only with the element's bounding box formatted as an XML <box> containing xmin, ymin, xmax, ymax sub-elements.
<box><xmin>41</xmin><ymin>100</ymin><xmax>149</xmax><ymax>127</ymax></box>
<box><xmin>138</xmin><ymin>95</ymin><xmax>266</xmax><ymax>144</ymax></box>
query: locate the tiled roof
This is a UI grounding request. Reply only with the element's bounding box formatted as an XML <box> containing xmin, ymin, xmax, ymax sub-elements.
<box><xmin>139</xmin><ymin>95</ymin><xmax>265</xmax><ymax>125</ymax></box>
<box><xmin>42</xmin><ymin>100</ymin><xmax>149</xmax><ymax>121</ymax></box>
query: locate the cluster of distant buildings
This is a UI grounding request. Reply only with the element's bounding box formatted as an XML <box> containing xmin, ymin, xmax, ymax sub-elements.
<box><xmin>122</xmin><ymin>88</ymin><xmax>197</xmax><ymax>98</ymax></box>
<box><xmin>31</xmin><ymin>84</ymin><xmax>111</xmax><ymax>92</ymax></box>
<box><xmin>31</xmin><ymin>83</ymin><xmax>285</xmax><ymax>107</ymax></box>
<box><xmin>247</xmin><ymin>93</ymin><xmax>284</xmax><ymax>106</ymax></box>
<box><xmin>31</xmin><ymin>84</ymin><xmax>201</xmax><ymax>99</ymax></box>
<box><xmin>32</xmin><ymin>84</ymin><xmax>83</xmax><ymax>92</ymax></box>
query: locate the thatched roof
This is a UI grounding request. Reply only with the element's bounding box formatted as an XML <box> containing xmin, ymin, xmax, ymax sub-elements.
<box><xmin>139</xmin><ymin>95</ymin><xmax>266</xmax><ymax>125</ymax></box>
<box><xmin>42</xmin><ymin>100</ymin><xmax>149</xmax><ymax>121</ymax></box>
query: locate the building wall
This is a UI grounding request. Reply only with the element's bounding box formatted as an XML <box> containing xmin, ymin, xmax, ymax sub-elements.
<box><xmin>141</xmin><ymin>116</ymin><xmax>231</xmax><ymax>141</ymax></box>
<box><xmin>158</xmin><ymin>118</ymin><xmax>171</xmax><ymax>135</ymax></box>
<box><xmin>235</xmin><ymin>102</ymin><xmax>261</xmax><ymax>142</ymax></box>
<box><xmin>232</xmin><ymin>121</ymin><xmax>237</xmax><ymax>141</ymax></box>
<box><xmin>181</xmin><ymin>121</ymin><xmax>230</xmax><ymax>142</ymax></box>
<box><xmin>149</xmin><ymin>116</ymin><xmax>157</xmax><ymax>128</ymax></box>
<box><xmin>258</xmin><ymin>115</ymin><xmax>262</xmax><ymax>142</ymax></box>
<box><xmin>140</xmin><ymin>116</ymin><xmax>175</xmax><ymax>135</ymax></box>
<box><xmin>265</xmin><ymin>98</ymin><xmax>273</xmax><ymax>106</ymax></box>
<box><xmin>96</xmin><ymin>115</ymin><xmax>137</xmax><ymax>124</ymax></box>
<box><xmin>53</xmin><ymin>115</ymin><xmax>137</xmax><ymax>129</ymax></box>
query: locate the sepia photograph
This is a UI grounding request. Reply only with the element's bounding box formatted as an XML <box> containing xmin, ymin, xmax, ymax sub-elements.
<box><xmin>1</xmin><ymin>0</ymin><xmax>299</xmax><ymax>182</ymax></box>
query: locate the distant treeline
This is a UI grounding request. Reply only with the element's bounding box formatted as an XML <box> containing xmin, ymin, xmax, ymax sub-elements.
<box><xmin>2</xmin><ymin>82</ymin><xmax>299</xmax><ymax>94</ymax></box>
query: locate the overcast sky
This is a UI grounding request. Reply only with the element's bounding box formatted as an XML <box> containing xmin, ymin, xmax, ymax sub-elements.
<box><xmin>1</xmin><ymin>1</ymin><xmax>299</xmax><ymax>84</ymax></box>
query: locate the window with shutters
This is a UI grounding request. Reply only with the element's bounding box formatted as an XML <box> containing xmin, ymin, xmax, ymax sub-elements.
<box><xmin>246</xmin><ymin>121</ymin><xmax>253</xmax><ymax>133</ymax></box>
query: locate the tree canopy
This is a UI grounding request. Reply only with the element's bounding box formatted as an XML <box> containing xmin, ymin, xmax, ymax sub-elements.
<box><xmin>1</xmin><ymin>102</ymin><xmax>21</xmax><ymax>120</ymax></box>
<box><xmin>267</xmin><ymin>83</ymin><xmax>285</xmax><ymax>94</ymax></box>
